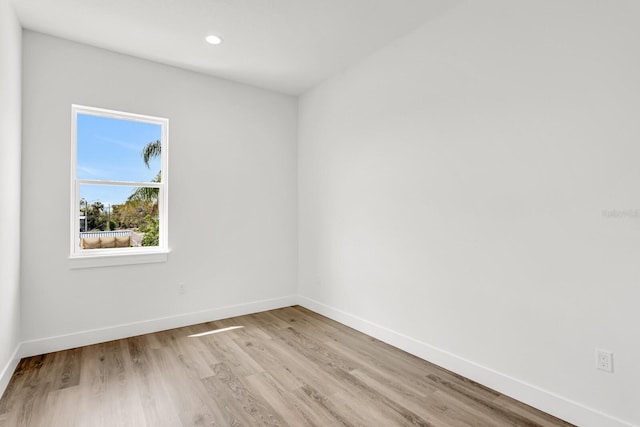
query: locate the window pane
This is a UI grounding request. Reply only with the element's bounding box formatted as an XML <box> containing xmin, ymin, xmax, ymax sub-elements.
<box><xmin>79</xmin><ymin>184</ymin><xmax>160</xmax><ymax>249</ymax></box>
<box><xmin>77</xmin><ymin>114</ymin><xmax>162</xmax><ymax>182</ymax></box>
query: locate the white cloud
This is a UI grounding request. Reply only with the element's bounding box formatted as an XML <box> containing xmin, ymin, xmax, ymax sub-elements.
<box><xmin>96</xmin><ymin>136</ymin><xmax>140</xmax><ymax>151</ymax></box>
<box><xmin>77</xmin><ymin>165</ymin><xmax>107</xmax><ymax>177</ymax></box>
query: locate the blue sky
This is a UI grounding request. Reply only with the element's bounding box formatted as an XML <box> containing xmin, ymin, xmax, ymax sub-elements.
<box><xmin>77</xmin><ymin>113</ymin><xmax>161</xmax><ymax>207</ymax></box>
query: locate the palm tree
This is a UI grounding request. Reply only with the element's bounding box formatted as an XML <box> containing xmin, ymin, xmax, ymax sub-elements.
<box><xmin>128</xmin><ymin>140</ymin><xmax>161</xmax><ymax>202</ymax></box>
<box><xmin>142</xmin><ymin>140</ymin><xmax>161</xmax><ymax>169</ymax></box>
<box><xmin>85</xmin><ymin>201</ymin><xmax>105</xmax><ymax>230</ymax></box>
<box><xmin>127</xmin><ymin>175</ymin><xmax>160</xmax><ymax>202</ymax></box>
<box><xmin>91</xmin><ymin>201</ymin><xmax>105</xmax><ymax>213</ymax></box>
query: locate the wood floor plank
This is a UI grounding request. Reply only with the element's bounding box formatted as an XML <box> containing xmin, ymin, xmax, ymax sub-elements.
<box><xmin>52</xmin><ymin>348</ymin><xmax>81</xmax><ymax>391</ymax></box>
<box><xmin>244</xmin><ymin>372</ymin><xmax>327</xmax><ymax>427</ymax></box>
<box><xmin>127</xmin><ymin>336</ymin><xmax>183</xmax><ymax>427</ymax></box>
<box><xmin>492</xmin><ymin>395</ymin><xmax>575</xmax><ymax>427</ymax></box>
<box><xmin>200</xmin><ymin>332</ymin><xmax>264</xmax><ymax>378</ymax></box>
<box><xmin>260</xmin><ymin>322</ymin><xmax>434</xmax><ymax>426</ymax></box>
<box><xmin>0</xmin><ymin>306</ymin><xmax>574</xmax><ymax>427</ymax></box>
<box><xmin>232</xmin><ymin>336</ymin><xmax>305</xmax><ymax>392</ymax></box>
<box><xmin>151</xmin><ymin>346</ymin><xmax>218</xmax><ymax>427</ymax></box>
<box><xmin>293</xmin><ymin>383</ymin><xmax>358</xmax><ymax>427</ymax></box>
<box><xmin>40</xmin><ymin>387</ymin><xmax>79</xmax><ymax>427</ymax></box>
<box><xmin>348</xmin><ymin>368</ymin><xmax>477</xmax><ymax>427</ymax></box>
<box><xmin>211</xmin><ymin>362</ymin><xmax>288</xmax><ymax>426</ymax></box>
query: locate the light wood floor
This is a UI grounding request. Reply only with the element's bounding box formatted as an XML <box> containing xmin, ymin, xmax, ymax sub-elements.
<box><xmin>0</xmin><ymin>306</ymin><xmax>573</xmax><ymax>427</ymax></box>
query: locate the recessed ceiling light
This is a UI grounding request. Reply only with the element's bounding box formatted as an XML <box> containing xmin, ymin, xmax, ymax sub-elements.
<box><xmin>205</xmin><ymin>35</ymin><xmax>223</xmax><ymax>45</ymax></box>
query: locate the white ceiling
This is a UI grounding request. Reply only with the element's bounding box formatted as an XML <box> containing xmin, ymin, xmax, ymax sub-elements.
<box><xmin>11</xmin><ymin>0</ymin><xmax>459</xmax><ymax>95</ymax></box>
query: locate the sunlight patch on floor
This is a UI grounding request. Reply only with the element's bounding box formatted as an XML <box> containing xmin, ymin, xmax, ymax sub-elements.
<box><xmin>188</xmin><ymin>325</ymin><xmax>244</xmax><ymax>338</ymax></box>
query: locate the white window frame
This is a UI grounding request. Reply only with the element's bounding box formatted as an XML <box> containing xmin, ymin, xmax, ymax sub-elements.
<box><xmin>69</xmin><ymin>105</ymin><xmax>169</xmax><ymax>268</ymax></box>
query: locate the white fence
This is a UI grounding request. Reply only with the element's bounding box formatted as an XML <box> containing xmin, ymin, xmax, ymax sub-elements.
<box><xmin>80</xmin><ymin>230</ymin><xmax>132</xmax><ymax>239</ymax></box>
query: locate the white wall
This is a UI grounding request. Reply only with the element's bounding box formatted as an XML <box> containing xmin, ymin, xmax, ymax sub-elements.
<box><xmin>298</xmin><ymin>1</ymin><xmax>640</xmax><ymax>426</ymax></box>
<box><xmin>0</xmin><ymin>0</ymin><xmax>22</xmax><ymax>395</ymax></box>
<box><xmin>21</xmin><ymin>32</ymin><xmax>298</xmax><ymax>350</ymax></box>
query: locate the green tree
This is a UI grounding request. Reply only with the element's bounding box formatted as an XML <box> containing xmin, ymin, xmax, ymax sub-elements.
<box><xmin>111</xmin><ymin>200</ymin><xmax>155</xmax><ymax>229</ymax></box>
<box><xmin>80</xmin><ymin>198</ymin><xmax>88</xmax><ymax>231</ymax></box>
<box><xmin>127</xmin><ymin>140</ymin><xmax>161</xmax><ymax>245</ymax></box>
<box><xmin>84</xmin><ymin>201</ymin><xmax>107</xmax><ymax>231</ymax></box>
<box><xmin>139</xmin><ymin>215</ymin><xmax>159</xmax><ymax>246</ymax></box>
<box><xmin>91</xmin><ymin>201</ymin><xmax>104</xmax><ymax>212</ymax></box>
<box><xmin>111</xmin><ymin>203</ymin><xmax>123</xmax><ymax>228</ymax></box>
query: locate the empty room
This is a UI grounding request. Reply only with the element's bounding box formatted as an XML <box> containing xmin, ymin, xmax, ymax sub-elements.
<box><xmin>0</xmin><ymin>0</ymin><xmax>638</xmax><ymax>426</ymax></box>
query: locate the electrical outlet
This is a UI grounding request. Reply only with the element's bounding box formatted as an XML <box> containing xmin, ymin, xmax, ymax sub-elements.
<box><xmin>596</xmin><ymin>349</ymin><xmax>613</xmax><ymax>373</ymax></box>
<box><xmin>178</xmin><ymin>283</ymin><xmax>186</xmax><ymax>295</ymax></box>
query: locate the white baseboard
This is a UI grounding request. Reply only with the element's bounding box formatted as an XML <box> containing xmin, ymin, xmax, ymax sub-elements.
<box><xmin>0</xmin><ymin>345</ymin><xmax>20</xmax><ymax>400</ymax></box>
<box><xmin>297</xmin><ymin>296</ymin><xmax>636</xmax><ymax>427</ymax></box>
<box><xmin>18</xmin><ymin>295</ymin><xmax>297</xmax><ymax>358</ymax></box>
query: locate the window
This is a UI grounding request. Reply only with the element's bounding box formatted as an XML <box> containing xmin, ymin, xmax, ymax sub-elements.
<box><xmin>70</xmin><ymin>105</ymin><xmax>169</xmax><ymax>267</ymax></box>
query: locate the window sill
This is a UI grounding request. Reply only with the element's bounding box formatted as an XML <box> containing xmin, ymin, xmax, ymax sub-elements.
<box><xmin>69</xmin><ymin>248</ymin><xmax>170</xmax><ymax>269</ymax></box>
